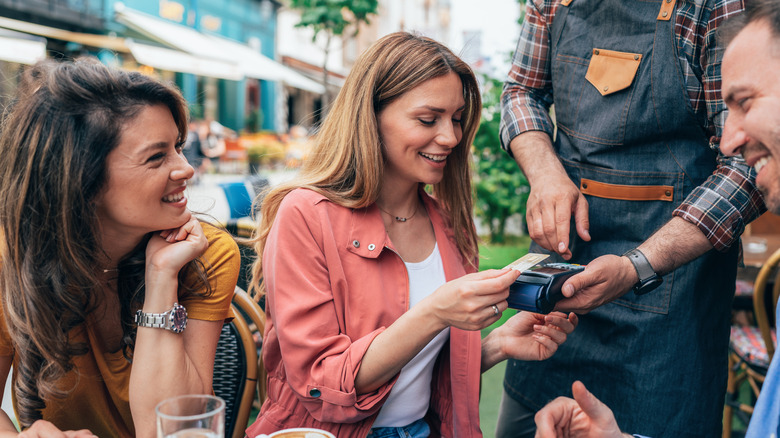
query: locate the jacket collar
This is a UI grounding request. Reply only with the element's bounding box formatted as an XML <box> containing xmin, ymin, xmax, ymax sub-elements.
<box><xmin>346</xmin><ymin>190</ymin><xmax>466</xmax><ymax>281</ymax></box>
<box><xmin>345</xmin><ymin>203</ymin><xmax>390</xmax><ymax>259</ymax></box>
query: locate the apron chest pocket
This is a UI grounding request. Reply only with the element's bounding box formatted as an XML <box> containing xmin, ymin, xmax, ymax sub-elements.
<box><xmin>585</xmin><ymin>49</ymin><xmax>642</xmax><ymax>96</ymax></box>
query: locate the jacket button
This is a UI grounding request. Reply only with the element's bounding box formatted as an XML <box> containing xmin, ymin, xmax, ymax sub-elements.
<box><xmin>662</xmin><ymin>11</ymin><xmax>668</xmax><ymax>17</ymax></box>
<box><xmin>634</xmin><ymin>54</ymin><xmax>639</xmax><ymax>60</ymax></box>
<box><xmin>368</xmin><ymin>243</ymin><xmax>376</xmax><ymax>251</ymax></box>
<box><xmin>582</xmin><ymin>182</ymin><xmax>588</xmax><ymax>189</ymax></box>
<box><xmin>665</xmin><ymin>190</ymin><xmax>672</xmax><ymax>197</ymax></box>
<box><xmin>309</xmin><ymin>388</ymin><xmax>321</xmax><ymax>398</ymax></box>
<box><xmin>352</xmin><ymin>240</ymin><xmax>360</xmax><ymax>248</ymax></box>
<box><xmin>594</xmin><ymin>49</ymin><xmax>599</xmax><ymax>55</ymax></box>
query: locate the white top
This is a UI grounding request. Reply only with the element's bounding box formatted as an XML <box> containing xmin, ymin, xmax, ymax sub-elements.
<box><xmin>372</xmin><ymin>243</ymin><xmax>450</xmax><ymax>427</ymax></box>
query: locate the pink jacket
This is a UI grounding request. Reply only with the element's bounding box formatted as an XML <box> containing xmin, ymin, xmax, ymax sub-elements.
<box><xmin>246</xmin><ymin>188</ymin><xmax>482</xmax><ymax>438</ymax></box>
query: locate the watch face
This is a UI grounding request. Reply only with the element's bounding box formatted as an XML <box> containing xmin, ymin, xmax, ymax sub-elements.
<box><xmin>170</xmin><ymin>304</ymin><xmax>188</xmax><ymax>333</ymax></box>
<box><xmin>635</xmin><ymin>277</ymin><xmax>663</xmax><ymax>295</ymax></box>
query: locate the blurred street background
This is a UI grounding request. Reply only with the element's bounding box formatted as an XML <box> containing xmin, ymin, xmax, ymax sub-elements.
<box><xmin>0</xmin><ymin>0</ymin><xmax>531</xmax><ymax>435</ymax></box>
<box><xmin>1</xmin><ymin>1</ymin><xmax>778</xmax><ymax>436</ymax></box>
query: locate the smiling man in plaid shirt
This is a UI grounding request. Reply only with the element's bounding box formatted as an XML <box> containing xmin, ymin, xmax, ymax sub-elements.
<box><xmin>497</xmin><ymin>0</ymin><xmax>764</xmax><ymax>436</ymax></box>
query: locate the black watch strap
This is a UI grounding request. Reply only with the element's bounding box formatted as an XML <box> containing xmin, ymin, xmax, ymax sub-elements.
<box><xmin>623</xmin><ymin>248</ymin><xmax>662</xmax><ymax>295</ymax></box>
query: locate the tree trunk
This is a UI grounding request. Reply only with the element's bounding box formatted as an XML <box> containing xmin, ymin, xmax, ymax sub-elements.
<box><xmin>497</xmin><ymin>218</ymin><xmax>507</xmax><ymax>244</ymax></box>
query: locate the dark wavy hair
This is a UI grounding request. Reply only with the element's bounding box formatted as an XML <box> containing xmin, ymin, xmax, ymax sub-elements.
<box><xmin>0</xmin><ymin>58</ymin><xmax>208</xmax><ymax>427</ymax></box>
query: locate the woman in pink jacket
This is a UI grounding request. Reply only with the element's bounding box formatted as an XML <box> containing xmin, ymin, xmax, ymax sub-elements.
<box><xmin>246</xmin><ymin>32</ymin><xmax>578</xmax><ymax>438</ymax></box>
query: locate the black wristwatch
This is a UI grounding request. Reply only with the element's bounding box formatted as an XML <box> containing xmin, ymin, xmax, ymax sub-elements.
<box><xmin>623</xmin><ymin>249</ymin><xmax>663</xmax><ymax>295</ymax></box>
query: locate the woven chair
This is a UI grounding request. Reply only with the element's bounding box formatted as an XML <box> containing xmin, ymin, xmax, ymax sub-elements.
<box><xmin>224</xmin><ymin>219</ymin><xmax>256</xmax><ymax>293</ymax></box>
<box><xmin>232</xmin><ymin>285</ymin><xmax>268</xmax><ymax>406</ymax></box>
<box><xmin>213</xmin><ymin>286</ymin><xmax>266</xmax><ymax>438</ymax></box>
<box><xmin>723</xmin><ymin>248</ymin><xmax>780</xmax><ymax>438</ymax></box>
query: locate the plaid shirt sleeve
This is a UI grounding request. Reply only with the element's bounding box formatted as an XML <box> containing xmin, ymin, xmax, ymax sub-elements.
<box><xmin>499</xmin><ymin>0</ymin><xmax>557</xmax><ymax>155</ymax></box>
<box><xmin>672</xmin><ymin>0</ymin><xmax>765</xmax><ymax>251</ymax></box>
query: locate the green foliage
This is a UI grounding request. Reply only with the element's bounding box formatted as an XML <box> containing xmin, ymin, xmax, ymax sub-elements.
<box><xmin>478</xmin><ymin>235</ymin><xmax>531</xmax><ymax>270</ymax></box>
<box><xmin>473</xmin><ymin>75</ymin><xmax>530</xmax><ymax>243</ymax></box>
<box><xmin>289</xmin><ymin>0</ymin><xmax>378</xmax><ymax>38</ymax></box>
<box><xmin>244</xmin><ymin>134</ymin><xmax>286</xmax><ymax>168</ymax></box>
<box><xmin>244</xmin><ymin>109</ymin><xmax>263</xmax><ymax>133</ymax></box>
<box><xmin>518</xmin><ymin>0</ymin><xmax>527</xmax><ymax>23</ymax></box>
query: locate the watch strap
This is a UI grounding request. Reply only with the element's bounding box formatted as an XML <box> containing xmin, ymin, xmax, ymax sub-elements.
<box><xmin>135</xmin><ymin>303</ymin><xmax>187</xmax><ymax>333</ymax></box>
<box><xmin>623</xmin><ymin>248</ymin><xmax>657</xmax><ymax>282</ymax></box>
<box><xmin>135</xmin><ymin>310</ymin><xmax>169</xmax><ymax>329</ymax></box>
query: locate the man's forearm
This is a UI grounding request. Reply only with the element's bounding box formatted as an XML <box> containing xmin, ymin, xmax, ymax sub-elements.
<box><xmin>636</xmin><ymin>217</ymin><xmax>714</xmax><ymax>275</ymax></box>
<box><xmin>509</xmin><ymin>131</ymin><xmax>566</xmax><ymax>185</ymax></box>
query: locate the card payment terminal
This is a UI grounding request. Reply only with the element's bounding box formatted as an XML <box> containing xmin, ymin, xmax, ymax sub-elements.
<box><xmin>507</xmin><ymin>262</ymin><xmax>585</xmax><ymax>314</ymax></box>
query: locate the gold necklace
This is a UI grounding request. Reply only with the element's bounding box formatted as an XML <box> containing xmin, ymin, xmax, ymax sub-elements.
<box><xmin>376</xmin><ymin>202</ymin><xmax>419</xmax><ymax>223</ymax></box>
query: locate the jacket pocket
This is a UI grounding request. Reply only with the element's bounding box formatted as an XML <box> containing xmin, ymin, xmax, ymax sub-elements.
<box><xmin>585</xmin><ymin>48</ymin><xmax>642</xmax><ymax>96</ymax></box>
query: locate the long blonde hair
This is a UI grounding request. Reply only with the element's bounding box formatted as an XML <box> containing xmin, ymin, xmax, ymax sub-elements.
<box><xmin>250</xmin><ymin>32</ymin><xmax>481</xmax><ymax>295</ymax></box>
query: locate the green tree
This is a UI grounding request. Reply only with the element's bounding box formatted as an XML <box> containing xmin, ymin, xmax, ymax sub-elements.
<box><xmin>288</xmin><ymin>0</ymin><xmax>378</xmax><ymax>105</ymax></box>
<box><xmin>473</xmin><ymin>75</ymin><xmax>530</xmax><ymax>243</ymax></box>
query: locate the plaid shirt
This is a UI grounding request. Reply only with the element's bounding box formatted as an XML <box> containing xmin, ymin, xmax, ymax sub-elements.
<box><xmin>500</xmin><ymin>0</ymin><xmax>764</xmax><ymax>251</ymax></box>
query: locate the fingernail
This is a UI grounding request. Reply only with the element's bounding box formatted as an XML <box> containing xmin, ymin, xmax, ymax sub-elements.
<box><xmin>558</xmin><ymin>242</ymin><xmax>566</xmax><ymax>252</ymax></box>
<box><xmin>533</xmin><ymin>324</ymin><xmax>542</xmax><ymax>330</ymax></box>
<box><xmin>563</xmin><ymin>284</ymin><xmax>574</xmax><ymax>296</ymax></box>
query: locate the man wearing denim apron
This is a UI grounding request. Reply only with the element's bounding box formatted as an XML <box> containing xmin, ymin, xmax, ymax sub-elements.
<box><xmin>498</xmin><ymin>0</ymin><xmax>764</xmax><ymax>436</ymax></box>
<box><xmin>533</xmin><ymin>7</ymin><xmax>780</xmax><ymax>436</ymax></box>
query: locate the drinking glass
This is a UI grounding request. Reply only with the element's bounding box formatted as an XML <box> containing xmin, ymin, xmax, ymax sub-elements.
<box><xmin>156</xmin><ymin>394</ymin><xmax>225</xmax><ymax>438</ymax></box>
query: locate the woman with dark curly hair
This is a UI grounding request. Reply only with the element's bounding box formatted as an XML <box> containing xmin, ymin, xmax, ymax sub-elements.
<box><xmin>0</xmin><ymin>59</ymin><xmax>239</xmax><ymax>437</ymax></box>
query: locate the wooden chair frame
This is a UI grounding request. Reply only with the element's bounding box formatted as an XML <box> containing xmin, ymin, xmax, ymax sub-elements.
<box><xmin>232</xmin><ymin>286</ymin><xmax>267</xmax><ymax>406</ymax></box>
<box><xmin>219</xmin><ymin>220</ymin><xmax>267</xmax><ymax>432</ymax></box>
<box><xmin>723</xmin><ymin>248</ymin><xmax>780</xmax><ymax>438</ymax></box>
<box><xmin>752</xmin><ymin>250</ymin><xmax>780</xmax><ymax>359</ymax></box>
<box><xmin>220</xmin><ymin>287</ymin><xmax>266</xmax><ymax>438</ymax></box>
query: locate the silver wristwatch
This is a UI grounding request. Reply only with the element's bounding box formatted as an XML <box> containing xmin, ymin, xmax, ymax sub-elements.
<box><xmin>134</xmin><ymin>303</ymin><xmax>188</xmax><ymax>333</ymax></box>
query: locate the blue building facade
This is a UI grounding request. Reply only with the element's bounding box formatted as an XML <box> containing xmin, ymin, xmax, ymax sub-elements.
<box><xmin>0</xmin><ymin>0</ymin><xmax>282</xmax><ymax>132</ymax></box>
<box><xmin>103</xmin><ymin>0</ymin><xmax>281</xmax><ymax>132</ymax></box>
<box><xmin>0</xmin><ymin>0</ymin><xmax>321</xmax><ymax>133</ymax></box>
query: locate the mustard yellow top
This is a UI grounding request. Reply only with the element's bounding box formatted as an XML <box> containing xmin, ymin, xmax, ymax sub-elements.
<box><xmin>0</xmin><ymin>223</ymin><xmax>240</xmax><ymax>437</ymax></box>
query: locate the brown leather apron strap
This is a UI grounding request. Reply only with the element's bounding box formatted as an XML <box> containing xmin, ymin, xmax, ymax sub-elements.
<box><xmin>657</xmin><ymin>0</ymin><xmax>676</xmax><ymax>21</ymax></box>
<box><xmin>580</xmin><ymin>178</ymin><xmax>673</xmax><ymax>201</ymax></box>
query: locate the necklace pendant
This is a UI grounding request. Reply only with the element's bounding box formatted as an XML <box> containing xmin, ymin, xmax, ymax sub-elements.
<box><xmin>395</xmin><ymin>217</ymin><xmax>407</xmax><ymax>222</ymax></box>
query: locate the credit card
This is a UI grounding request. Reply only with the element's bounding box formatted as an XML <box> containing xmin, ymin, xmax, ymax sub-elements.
<box><xmin>505</xmin><ymin>253</ymin><xmax>550</xmax><ymax>272</ymax></box>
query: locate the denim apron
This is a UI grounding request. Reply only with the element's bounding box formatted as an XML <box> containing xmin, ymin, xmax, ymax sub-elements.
<box><xmin>503</xmin><ymin>0</ymin><xmax>739</xmax><ymax>436</ymax></box>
